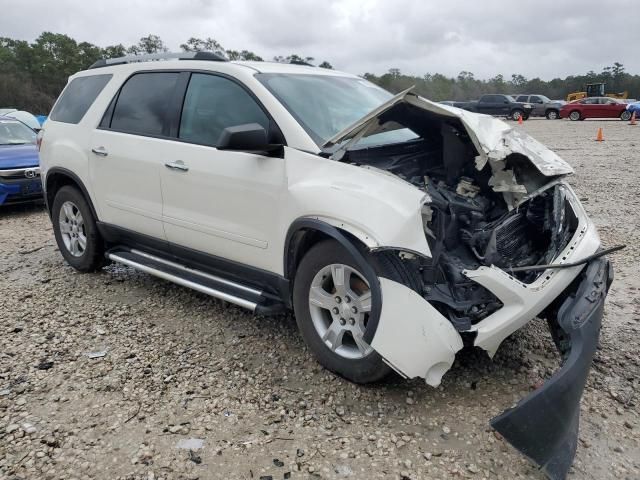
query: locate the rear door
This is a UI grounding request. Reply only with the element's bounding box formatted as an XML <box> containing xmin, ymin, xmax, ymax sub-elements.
<box><xmin>90</xmin><ymin>72</ymin><xmax>180</xmax><ymax>241</ymax></box>
<box><xmin>159</xmin><ymin>72</ymin><xmax>286</xmax><ymax>273</ymax></box>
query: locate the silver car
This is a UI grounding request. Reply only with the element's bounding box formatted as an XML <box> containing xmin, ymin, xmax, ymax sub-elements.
<box><xmin>514</xmin><ymin>94</ymin><xmax>565</xmax><ymax>119</ymax></box>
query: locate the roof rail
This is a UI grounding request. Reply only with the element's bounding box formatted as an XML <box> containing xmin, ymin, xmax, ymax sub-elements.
<box><xmin>88</xmin><ymin>51</ymin><xmax>228</xmax><ymax>69</ymax></box>
<box><xmin>288</xmin><ymin>60</ymin><xmax>315</xmax><ymax>67</ymax></box>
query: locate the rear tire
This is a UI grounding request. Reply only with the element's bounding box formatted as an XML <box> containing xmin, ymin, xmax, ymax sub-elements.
<box><xmin>620</xmin><ymin>110</ymin><xmax>632</xmax><ymax>121</ymax></box>
<box><xmin>569</xmin><ymin>111</ymin><xmax>581</xmax><ymax>121</ymax></box>
<box><xmin>292</xmin><ymin>239</ymin><xmax>420</xmax><ymax>384</ymax></box>
<box><xmin>51</xmin><ymin>186</ymin><xmax>104</xmax><ymax>272</ymax></box>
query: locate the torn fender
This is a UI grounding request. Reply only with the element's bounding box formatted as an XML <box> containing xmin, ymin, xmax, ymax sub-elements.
<box><xmin>371</xmin><ymin>277</ymin><xmax>463</xmax><ymax>386</ymax></box>
<box><xmin>491</xmin><ymin>257</ymin><xmax>612</xmax><ymax>480</ymax></box>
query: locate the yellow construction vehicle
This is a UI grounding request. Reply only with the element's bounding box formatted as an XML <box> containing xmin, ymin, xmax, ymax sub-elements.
<box><xmin>566</xmin><ymin>82</ymin><xmax>628</xmax><ymax>102</ymax></box>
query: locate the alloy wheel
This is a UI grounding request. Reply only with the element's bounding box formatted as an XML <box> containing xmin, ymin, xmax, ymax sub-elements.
<box><xmin>308</xmin><ymin>263</ymin><xmax>373</xmax><ymax>359</ymax></box>
<box><xmin>58</xmin><ymin>200</ymin><xmax>86</xmax><ymax>257</ymax></box>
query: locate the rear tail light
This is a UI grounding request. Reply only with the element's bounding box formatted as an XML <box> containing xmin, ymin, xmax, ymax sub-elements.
<box><xmin>36</xmin><ymin>130</ymin><xmax>44</xmax><ymax>151</ymax></box>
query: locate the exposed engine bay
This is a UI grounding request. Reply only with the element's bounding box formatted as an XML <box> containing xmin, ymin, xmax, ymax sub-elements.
<box><xmin>337</xmin><ymin>108</ymin><xmax>579</xmax><ymax>331</ymax></box>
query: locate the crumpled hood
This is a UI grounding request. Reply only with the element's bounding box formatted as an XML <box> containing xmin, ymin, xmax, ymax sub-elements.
<box><xmin>0</xmin><ymin>144</ymin><xmax>39</xmax><ymax>170</ymax></box>
<box><xmin>324</xmin><ymin>88</ymin><xmax>573</xmax><ymax>178</ymax></box>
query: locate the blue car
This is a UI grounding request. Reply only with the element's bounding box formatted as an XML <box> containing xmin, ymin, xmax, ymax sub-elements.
<box><xmin>0</xmin><ymin>116</ymin><xmax>43</xmax><ymax>205</ymax></box>
<box><xmin>627</xmin><ymin>101</ymin><xmax>640</xmax><ymax>117</ymax></box>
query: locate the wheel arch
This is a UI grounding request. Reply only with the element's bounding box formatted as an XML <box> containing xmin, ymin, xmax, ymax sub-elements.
<box><xmin>44</xmin><ymin>167</ymin><xmax>99</xmax><ymax>221</ymax></box>
<box><xmin>284</xmin><ymin>218</ymin><xmax>373</xmax><ymax>281</ymax></box>
<box><xmin>284</xmin><ymin>218</ymin><xmax>383</xmax><ymax>330</ymax></box>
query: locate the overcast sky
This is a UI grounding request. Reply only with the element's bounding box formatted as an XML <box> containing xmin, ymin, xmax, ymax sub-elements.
<box><xmin>1</xmin><ymin>0</ymin><xmax>638</xmax><ymax>79</ymax></box>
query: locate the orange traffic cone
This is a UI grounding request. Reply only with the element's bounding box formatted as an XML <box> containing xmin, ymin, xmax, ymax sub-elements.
<box><xmin>518</xmin><ymin>115</ymin><xmax>523</xmax><ymax>125</ymax></box>
<box><xmin>631</xmin><ymin>111</ymin><xmax>637</xmax><ymax>125</ymax></box>
<box><xmin>595</xmin><ymin>127</ymin><xmax>604</xmax><ymax>142</ymax></box>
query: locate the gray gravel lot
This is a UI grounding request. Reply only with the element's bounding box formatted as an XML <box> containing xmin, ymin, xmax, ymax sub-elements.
<box><xmin>1</xmin><ymin>119</ymin><xmax>639</xmax><ymax>480</ymax></box>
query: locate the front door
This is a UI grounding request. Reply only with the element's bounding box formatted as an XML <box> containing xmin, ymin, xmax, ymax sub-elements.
<box><xmin>160</xmin><ymin>72</ymin><xmax>286</xmax><ymax>273</ymax></box>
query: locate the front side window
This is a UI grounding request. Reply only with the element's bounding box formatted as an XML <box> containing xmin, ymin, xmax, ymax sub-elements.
<box><xmin>515</xmin><ymin>96</ymin><xmax>528</xmax><ymax>102</ymax></box>
<box><xmin>50</xmin><ymin>74</ymin><xmax>112</xmax><ymax>124</ymax></box>
<box><xmin>529</xmin><ymin>96</ymin><xmax>543</xmax><ymax>103</ymax></box>
<box><xmin>179</xmin><ymin>73</ymin><xmax>269</xmax><ymax>146</ymax></box>
<box><xmin>109</xmin><ymin>73</ymin><xmax>179</xmax><ymax>136</ymax></box>
<box><xmin>0</xmin><ymin>119</ymin><xmax>36</xmax><ymax>145</ymax></box>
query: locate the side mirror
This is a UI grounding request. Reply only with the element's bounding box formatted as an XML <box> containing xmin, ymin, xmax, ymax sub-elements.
<box><xmin>217</xmin><ymin>123</ymin><xmax>284</xmax><ymax>157</ymax></box>
<box><xmin>217</xmin><ymin>123</ymin><xmax>267</xmax><ymax>150</ymax></box>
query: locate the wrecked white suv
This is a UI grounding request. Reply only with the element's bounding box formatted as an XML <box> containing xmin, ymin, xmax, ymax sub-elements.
<box><xmin>39</xmin><ymin>52</ymin><xmax>615</xmax><ymax>479</ymax></box>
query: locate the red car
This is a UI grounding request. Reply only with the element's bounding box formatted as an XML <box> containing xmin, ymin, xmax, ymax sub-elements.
<box><xmin>560</xmin><ymin>97</ymin><xmax>632</xmax><ymax>121</ymax></box>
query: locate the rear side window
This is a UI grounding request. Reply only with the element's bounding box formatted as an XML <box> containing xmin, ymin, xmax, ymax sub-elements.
<box><xmin>50</xmin><ymin>74</ymin><xmax>112</xmax><ymax>124</ymax></box>
<box><xmin>179</xmin><ymin>73</ymin><xmax>269</xmax><ymax>146</ymax></box>
<box><xmin>109</xmin><ymin>73</ymin><xmax>179</xmax><ymax>136</ymax></box>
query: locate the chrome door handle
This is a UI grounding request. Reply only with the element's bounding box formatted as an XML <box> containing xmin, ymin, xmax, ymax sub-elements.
<box><xmin>164</xmin><ymin>160</ymin><xmax>189</xmax><ymax>172</ymax></box>
<box><xmin>91</xmin><ymin>146</ymin><xmax>108</xmax><ymax>157</ymax></box>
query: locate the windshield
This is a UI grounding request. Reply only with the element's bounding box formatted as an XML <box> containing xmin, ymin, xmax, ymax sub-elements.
<box><xmin>256</xmin><ymin>73</ymin><xmax>417</xmax><ymax>147</ymax></box>
<box><xmin>0</xmin><ymin>119</ymin><xmax>36</xmax><ymax>145</ymax></box>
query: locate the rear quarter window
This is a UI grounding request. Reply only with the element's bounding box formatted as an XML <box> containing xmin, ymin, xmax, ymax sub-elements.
<box><xmin>50</xmin><ymin>74</ymin><xmax>112</xmax><ymax>124</ymax></box>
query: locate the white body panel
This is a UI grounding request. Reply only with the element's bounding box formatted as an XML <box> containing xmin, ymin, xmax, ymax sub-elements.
<box><xmin>159</xmin><ymin>143</ymin><xmax>284</xmax><ymax>269</ymax></box>
<box><xmin>90</xmin><ymin>129</ymin><xmax>166</xmax><ymax>239</ymax></box>
<box><xmin>371</xmin><ymin>278</ymin><xmax>463</xmax><ymax>387</ymax></box>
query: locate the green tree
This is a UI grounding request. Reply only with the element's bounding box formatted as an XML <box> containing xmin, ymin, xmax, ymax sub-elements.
<box><xmin>226</xmin><ymin>50</ymin><xmax>263</xmax><ymax>61</ymax></box>
<box><xmin>180</xmin><ymin>37</ymin><xmax>223</xmax><ymax>52</ymax></box>
<box><xmin>102</xmin><ymin>44</ymin><xmax>127</xmax><ymax>59</ymax></box>
<box><xmin>127</xmin><ymin>34</ymin><xmax>167</xmax><ymax>55</ymax></box>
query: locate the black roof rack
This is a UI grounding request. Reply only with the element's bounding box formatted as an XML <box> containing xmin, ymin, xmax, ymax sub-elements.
<box><xmin>288</xmin><ymin>60</ymin><xmax>314</xmax><ymax>67</ymax></box>
<box><xmin>88</xmin><ymin>51</ymin><xmax>228</xmax><ymax>69</ymax></box>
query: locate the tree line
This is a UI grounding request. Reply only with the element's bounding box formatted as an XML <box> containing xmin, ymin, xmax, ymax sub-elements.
<box><xmin>0</xmin><ymin>32</ymin><xmax>637</xmax><ymax>114</ymax></box>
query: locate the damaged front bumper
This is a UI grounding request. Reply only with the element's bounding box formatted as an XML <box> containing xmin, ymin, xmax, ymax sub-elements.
<box><xmin>369</xmin><ymin>191</ymin><xmax>612</xmax><ymax>479</ymax></box>
<box><xmin>491</xmin><ymin>256</ymin><xmax>612</xmax><ymax>480</ymax></box>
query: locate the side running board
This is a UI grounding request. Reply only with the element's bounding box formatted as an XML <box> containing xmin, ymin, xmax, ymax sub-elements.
<box><xmin>106</xmin><ymin>248</ymin><xmax>284</xmax><ymax>314</ymax></box>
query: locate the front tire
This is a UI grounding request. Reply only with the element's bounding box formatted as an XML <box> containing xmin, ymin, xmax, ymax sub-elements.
<box><xmin>510</xmin><ymin>109</ymin><xmax>524</xmax><ymax>121</ymax></box>
<box><xmin>546</xmin><ymin>109</ymin><xmax>559</xmax><ymax>120</ymax></box>
<box><xmin>293</xmin><ymin>240</ymin><xmax>390</xmax><ymax>383</ymax></box>
<box><xmin>51</xmin><ymin>186</ymin><xmax>104</xmax><ymax>272</ymax></box>
<box><xmin>569</xmin><ymin>110</ymin><xmax>581</xmax><ymax>121</ymax></box>
<box><xmin>620</xmin><ymin>110</ymin><xmax>632</xmax><ymax>121</ymax></box>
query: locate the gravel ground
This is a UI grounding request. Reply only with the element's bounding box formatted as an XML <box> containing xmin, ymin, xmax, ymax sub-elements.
<box><xmin>1</xmin><ymin>119</ymin><xmax>638</xmax><ymax>480</ymax></box>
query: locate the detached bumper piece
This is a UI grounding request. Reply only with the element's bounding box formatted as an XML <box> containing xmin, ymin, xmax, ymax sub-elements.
<box><xmin>490</xmin><ymin>257</ymin><xmax>612</xmax><ymax>480</ymax></box>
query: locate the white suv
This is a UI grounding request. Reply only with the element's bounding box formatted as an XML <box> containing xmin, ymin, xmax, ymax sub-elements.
<box><xmin>39</xmin><ymin>52</ymin><xmax>614</xmax><ymax>477</ymax></box>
